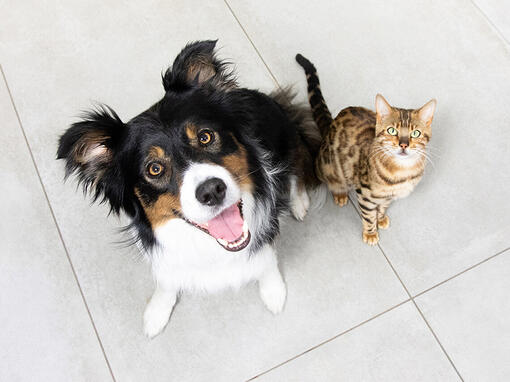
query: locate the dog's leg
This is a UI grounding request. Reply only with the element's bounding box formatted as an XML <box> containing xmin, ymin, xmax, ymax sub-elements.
<box><xmin>143</xmin><ymin>284</ymin><xmax>177</xmax><ymax>338</ymax></box>
<box><xmin>258</xmin><ymin>246</ymin><xmax>286</xmax><ymax>314</ymax></box>
<box><xmin>289</xmin><ymin>175</ymin><xmax>310</xmax><ymax>221</ymax></box>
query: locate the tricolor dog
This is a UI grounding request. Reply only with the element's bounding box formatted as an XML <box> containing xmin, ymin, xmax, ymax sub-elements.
<box><xmin>57</xmin><ymin>40</ymin><xmax>320</xmax><ymax>337</ymax></box>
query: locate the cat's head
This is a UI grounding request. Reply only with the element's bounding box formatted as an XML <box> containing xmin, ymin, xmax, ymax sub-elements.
<box><xmin>374</xmin><ymin>94</ymin><xmax>436</xmax><ymax>163</ymax></box>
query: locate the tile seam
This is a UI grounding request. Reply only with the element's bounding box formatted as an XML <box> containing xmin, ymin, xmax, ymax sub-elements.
<box><xmin>246</xmin><ymin>298</ymin><xmax>411</xmax><ymax>381</ymax></box>
<box><xmin>222</xmin><ymin>0</ymin><xmax>281</xmax><ymax>89</ymax></box>
<box><xmin>469</xmin><ymin>0</ymin><xmax>510</xmax><ymax>50</ymax></box>
<box><xmin>376</xmin><ymin>243</ymin><xmax>464</xmax><ymax>381</ymax></box>
<box><xmin>0</xmin><ymin>64</ymin><xmax>117</xmax><ymax>382</ymax></box>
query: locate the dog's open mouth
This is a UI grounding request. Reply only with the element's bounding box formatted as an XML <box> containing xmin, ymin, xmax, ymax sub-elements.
<box><xmin>186</xmin><ymin>201</ymin><xmax>251</xmax><ymax>252</ymax></box>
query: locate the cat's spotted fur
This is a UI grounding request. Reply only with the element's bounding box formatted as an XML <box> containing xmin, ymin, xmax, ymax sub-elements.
<box><xmin>296</xmin><ymin>54</ymin><xmax>436</xmax><ymax>245</ymax></box>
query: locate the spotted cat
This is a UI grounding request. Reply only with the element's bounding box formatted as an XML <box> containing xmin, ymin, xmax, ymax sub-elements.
<box><xmin>296</xmin><ymin>54</ymin><xmax>436</xmax><ymax>245</ymax></box>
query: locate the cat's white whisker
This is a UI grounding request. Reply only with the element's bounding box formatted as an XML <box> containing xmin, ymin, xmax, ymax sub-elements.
<box><xmin>415</xmin><ymin>149</ymin><xmax>435</xmax><ymax>169</ymax></box>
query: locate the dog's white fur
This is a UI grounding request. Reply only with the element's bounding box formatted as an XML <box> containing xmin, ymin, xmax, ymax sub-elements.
<box><xmin>142</xmin><ymin>163</ymin><xmax>304</xmax><ymax>338</ymax></box>
<box><xmin>180</xmin><ymin>163</ymin><xmax>241</xmax><ymax>224</ymax></box>
<box><xmin>289</xmin><ymin>175</ymin><xmax>310</xmax><ymax>221</ymax></box>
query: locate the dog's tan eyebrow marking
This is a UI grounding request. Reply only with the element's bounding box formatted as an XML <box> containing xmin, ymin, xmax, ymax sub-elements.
<box><xmin>149</xmin><ymin>146</ymin><xmax>166</xmax><ymax>159</ymax></box>
<box><xmin>185</xmin><ymin>123</ymin><xmax>197</xmax><ymax>141</ymax></box>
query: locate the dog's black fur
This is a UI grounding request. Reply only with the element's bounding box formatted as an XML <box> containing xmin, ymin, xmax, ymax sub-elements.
<box><xmin>57</xmin><ymin>40</ymin><xmax>319</xmax><ymax>253</ymax></box>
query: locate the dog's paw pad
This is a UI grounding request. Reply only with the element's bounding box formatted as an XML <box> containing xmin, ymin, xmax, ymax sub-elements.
<box><xmin>291</xmin><ymin>189</ymin><xmax>310</xmax><ymax>221</ymax></box>
<box><xmin>362</xmin><ymin>231</ymin><xmax>379</xmax><ymax>246</ymax></box>
<box><xmin>260</xmin><ymin>281</ymin><xmax>287</xmax><ymax>314</ymax></box>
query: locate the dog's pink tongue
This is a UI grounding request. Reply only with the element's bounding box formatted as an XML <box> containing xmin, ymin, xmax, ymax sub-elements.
<box><xmin>207</xmin><ymin>204</ymin><xmax>244</xmax><ymax>242</ymax></box>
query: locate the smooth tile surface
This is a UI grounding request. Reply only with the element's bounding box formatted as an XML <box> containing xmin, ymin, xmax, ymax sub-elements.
<box><xmin>0</xmin><ymin>77</ymin><xmax>112</xmax><ymax>381</ymax></box>
<box><xmin>228</xmin><ymin>0</ymin><xmax>510</xmax><ymax>294</ymax></box>
<box><xmin>2</xmin><ymin>0</ymin><xmax>510</xmax><ymax>380</ymax></box>
<box><xmin>472</xmin><ymin>0</ymin><xmax>510</xmax><ymax>43</ymax></box>
<box><xmin>416</xmin><ymin>251</ymin><xmax>510</xmax><ymax>381</ymax></box>
<box><xmin>256</xmin><ymin>302</ymin><xmax>459</xmax><ymax>382</ymax></box>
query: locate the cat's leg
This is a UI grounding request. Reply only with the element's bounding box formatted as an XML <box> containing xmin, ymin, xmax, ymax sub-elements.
<box><xmin>143</xmin><ymin>283</ymin><xmax>178</xmax><ymax>338</ymax></box>
<box><xmin>332</xmin><ymin>190</ymin><xmax>349</xmax><ymax>207</ymax></box>
<box><xmin>377</xmin><ymin>198</ymin><xmax>392</xmax><ymax>230</ymax></box>
<box><xmin>316</xmin><ymin>148</ymin><xmax>349</xmax><ymax>207</ymax></box>
<box><xmin>327</xmin><ymin>182</ymin><xmax>349</xmax><ymax>206</ymax></box>
<box><xmin>357</xmin><ymin>193</ymin><xmax>379</xmax><ymax>245</ymax></box>
<box><xmin>289</xmin><ymin>175</ymin><xmax>310</xmax><ymax>221</ymax></box>
<box><xmin>328</xmin><ymin>166</ymin><xmax>349</xmax><ymax>207</ymax></box>
<box><xmin>257</xmin><ymin>245</ymin><xmax>286</xmax><ymax>314</ymax></box>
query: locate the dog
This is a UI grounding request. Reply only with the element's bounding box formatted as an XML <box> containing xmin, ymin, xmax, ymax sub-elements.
<box><xmin>57</xmin><ymin>40</ymin><xmax>320</xmax><ymax>338</ymax></box>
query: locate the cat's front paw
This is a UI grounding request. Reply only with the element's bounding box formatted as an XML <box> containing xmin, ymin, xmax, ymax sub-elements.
<box><xmin>378</xmin><ymin>215</ymin><xmax>390</xmax><ymax>229</ymax></box>
<box><xmin>333</xmin><ymin>193</ymin><xmax>348</xmax><ymax>207</ymax></box>
<box><xmin>363</xmin><ymin>231</ymin><xmax>379</xmax><ymax>246</ymax></box>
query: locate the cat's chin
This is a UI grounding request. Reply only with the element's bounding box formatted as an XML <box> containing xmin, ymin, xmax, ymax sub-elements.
<box><xmin>393</xmin><ymin>151</ymin><xmax>419</xmax><ymax>165</ymax></box>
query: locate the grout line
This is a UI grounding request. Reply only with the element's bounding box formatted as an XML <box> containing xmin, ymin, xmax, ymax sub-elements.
<box><xmin>376</xmin><ymin>244</ymin><xmax>464</xmax><ymax>381</ymax></box>
<box><xmin>222</xmin><ymin>0</ymin><xmax>281</xmax><ymax>89</ymax></box>
<box><xmin>469</xmin><ymin>0</ymin><xmax>510</xmax><ymax>48</ymax></box>
<box><xmin>413</xmin><ymin>246</ymin><xmax>510</xmax><ymax>299</ymax></box>
<box><xmin>246</xmin><ymin>298</ymin><xmax>411</xmax><ymax>381</ymax></box>
<box><xmin>335</xmin><ymin>193</ymin><xmax>509</xmax><ymax>381</ymax></box>
<box><xmin>0</xmin><ymin>65</ymin><xmax>117</xmax><ymax>382</ymax></box>
<box><xmin>412</xmin><ymin>299</ymin><xmax>464</xmax><ymax>380</ymax></box>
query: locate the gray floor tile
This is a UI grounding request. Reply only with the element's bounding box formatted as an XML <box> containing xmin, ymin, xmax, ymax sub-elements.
<box><xmin>416</xmin><ymin>250</ymin><xmax>510</xmax><ymax>381</ymax></box>
<box><xmin>472</xmin><ymin>0</ymin><xmax>510</xmax><ymax>44</ymax></box>
<box><xmin>0</xmin><ymin>1</ymin><xmax>408</xmax><ymax>380</ymax></box>
<box><xmin>255</xmin><ymin>302</ymin><xmax>459</xmax><ymax>382</ymax></box>
<box><xmin>0</xmin><ymin>74</ymin><xmax>112</xmax><ymax>381</ymax></box>
<box><xmin>227</xmin><ymin>0</ymin><xmax>510</xmax><ymax>294</ymax></box>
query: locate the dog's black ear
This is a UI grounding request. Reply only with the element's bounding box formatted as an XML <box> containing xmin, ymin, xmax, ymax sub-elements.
<box><xmin>162</xmin><ymin>40</ymin><xmax>237</xmax><ymax>92</ymax></box>
<box><xmin>57</xmin><ymin>106</ymin><xmax>126</xmax><ymax>214</ymax></box>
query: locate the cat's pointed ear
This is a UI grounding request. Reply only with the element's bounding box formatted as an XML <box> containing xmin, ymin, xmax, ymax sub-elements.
<box><xmin>162</xmin><ymin>40</ymin><xmax>237</xmax><ymax>92</ymax></box>
<box><xmin>375</xmin><ymin>94</ymin><xmax>393</xmax><ymax>119</ymax></box>
<box><xmin>417</xmin><ymin>99</ymin><xmax>437</xmax><ymax>126</ymax></box>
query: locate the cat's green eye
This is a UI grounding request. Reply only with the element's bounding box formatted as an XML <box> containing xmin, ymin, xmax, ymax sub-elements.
<box><xmin>410</xmin><ymin>130</ymin><xmax>421</xmax><ymax>138</ymax></box>
<box><xmin>387</xmin><ymin>127</ymin><xmax>398</xmax><ymax>136</ymax></box>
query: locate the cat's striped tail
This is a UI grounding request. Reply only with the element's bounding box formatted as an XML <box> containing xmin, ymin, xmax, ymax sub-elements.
<box><xmin>295</xmin><ymin>54</ymin><xmax>333</xmax><ymax>138</ymax></box>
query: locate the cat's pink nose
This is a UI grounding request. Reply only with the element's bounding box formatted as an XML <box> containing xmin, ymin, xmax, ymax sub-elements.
<box><xmin>400</xmin><ymin>143</ymin><xmax>408</xmax><ymax>149</ymax></box>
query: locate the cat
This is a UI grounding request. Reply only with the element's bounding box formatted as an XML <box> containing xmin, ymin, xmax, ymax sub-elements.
<box><xmin>296</xmin><ymin>54</ymin><xmax>436</xmax><ymax>245</ymax></box>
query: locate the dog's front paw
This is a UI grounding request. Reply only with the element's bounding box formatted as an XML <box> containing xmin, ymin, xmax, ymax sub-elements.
<box><xmin>259</xmin><ymin>278</ymin><xmax>287</xmax><ymax>314</ymax></box>
<box><xmin>143</xmin><ymin>298</ymin><xmax>174</xmax><ymax>338</ymax></box>
<box><xmin>291</xmin><ymin>188</ymin><xmax>310</xmax><ymax>221</ymax></box>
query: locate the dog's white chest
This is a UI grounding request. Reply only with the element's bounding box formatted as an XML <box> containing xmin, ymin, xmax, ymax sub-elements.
<box><xmin>148</xmin><ymin>219</ymin><xmax>269</xmax><ymax>293</ymax></box>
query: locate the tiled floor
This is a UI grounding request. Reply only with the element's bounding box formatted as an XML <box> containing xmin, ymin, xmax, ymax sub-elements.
<box><xmin>1</xmin><ymin>1</ymin><xmax>509</xmax><ymax>381</ymax></box>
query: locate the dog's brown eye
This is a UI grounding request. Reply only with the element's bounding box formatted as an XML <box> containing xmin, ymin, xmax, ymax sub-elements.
<box><xmin>198</xmin><ymin>130</ymin><xmax>214</xmax><ymax>146</ymax></box>
<box><xmin>148</xmin><ymin>162</ymin><xmax>164</xmax><ymax>177</ymax></box>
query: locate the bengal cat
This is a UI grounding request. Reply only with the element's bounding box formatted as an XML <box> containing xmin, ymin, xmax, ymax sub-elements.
<box><xmin>296</xmin><ymin>54</ymin><xmax>436</xmax><ymax>245</ymax></box>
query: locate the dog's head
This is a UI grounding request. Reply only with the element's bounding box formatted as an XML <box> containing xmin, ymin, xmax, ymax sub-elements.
<box><xmin>57</xmin><ymin>41</ymin><xmax>256</xmax><ymax>252</ymax></box>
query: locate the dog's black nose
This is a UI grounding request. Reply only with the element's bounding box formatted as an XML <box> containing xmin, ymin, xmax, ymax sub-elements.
<box><xmin>195</xmin><ymin>178</ymin><xmax>226</xmax><ymax>206</ymax></box>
